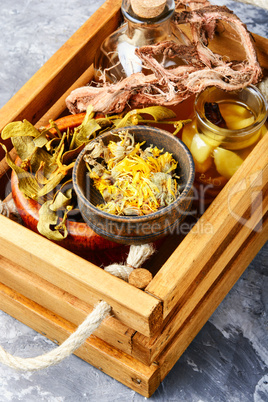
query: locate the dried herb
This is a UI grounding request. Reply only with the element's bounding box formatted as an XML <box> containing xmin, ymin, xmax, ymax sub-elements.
<box><xmin>84</xmin><ymin>130</ymin><xmax>180</xmax><ymax>216</ymax></box>
<box><xmin>1</xmin><ymin>105</ymin><xmax>189</xmax><ymax>239</ymax></box>
<box><xmin>36</xmin><ymin>186</ymin><xmax>73</xmax><ymax>240</ymax></box>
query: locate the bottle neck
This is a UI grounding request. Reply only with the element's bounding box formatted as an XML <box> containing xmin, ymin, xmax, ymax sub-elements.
<box><xmin>121</xmin><ymin>0</ymin><xmax>175</xmax><ymax>46</ymax></box>
<box><xmin>124</xmin><ymin>18</ymin><xmax>173</xmax><ymax>45</ymax></box>
<box><xmin>121</xmin><ymin>0</ymin><xmax>175</xmax><ymax>25</ymax></box>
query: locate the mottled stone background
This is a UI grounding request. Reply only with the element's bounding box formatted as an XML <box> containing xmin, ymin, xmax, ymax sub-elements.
<box><xmin>0</xmin><ymin>1</ymin><xmax>267</xmax><ymax>401</ymax></box>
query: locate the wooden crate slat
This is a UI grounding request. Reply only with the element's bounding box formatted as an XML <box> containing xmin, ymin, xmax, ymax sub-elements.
<box><xmin>0</xmin><ymin>0</ymin><xmax>267</xmax><ymax>394</ymax></box>
<box><xmin>35</xmin><ymin>65</ymin><xmax>94</xmax><ymax>128</ymax></box>
<box><xmin>0</xmin><ymin>282</ymin><xmax>160</xmax><ymax>398</ymax></box>
<box><xmin>158</xmin><ymin>213</ymin><xmax>268</xmax><ymax>380</ymax></box>
<box><xmin>146</xmin><ymin>132</ymin><xmax>268</xmax><ymax>318</ymax></box>
<box><xmin>1</xmin><ymin>212</ymin><xmax>266</xmax><ymax>397</ymax></box>
<box><xmin>0</xmin><ymin>255</ymin><xmax>134</xmax><ymax>355</ymax></box>
<box><xmin>0</xmin><ymin>216</ymin><xmax>163</xmax><ymax>337</ymax></box>
<box><xmin>252</xmin><ymin>33</ymin><xmax>268</xmax><ymax>70</ymax></box>
<box><xmin>208</xmin><ymin>28</ymin><xmax>268</xmax><ymax>71</ymax></box>
<box><xmin>132</xmin><ymin>210</ymin><xmax>268</xmax><ymax>365</ymax></box>
<box><xmin>0</xmin><ymin>0</ymin><xmax>122</xmax><ymax>134</ymax></box>
<box><xmin>2</xmin><ymin>168</ymin><xmax>266</xmax><ymax>367</ymax></box>
<box><xmin>0</xmin><ymin>66</ymin><xmax>95</xmax><ymax>193</ymax></box>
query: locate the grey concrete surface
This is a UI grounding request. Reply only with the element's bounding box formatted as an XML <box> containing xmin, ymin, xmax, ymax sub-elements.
<box><xmin>0</xmin><ymin>1</ymin><xmax>267</xmax><ymax>401</ymax></box>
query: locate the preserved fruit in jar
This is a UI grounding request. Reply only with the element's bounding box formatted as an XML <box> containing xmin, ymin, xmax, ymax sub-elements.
<box><xmin>181</xmin><ymin>85</ymin><xmax>268</xmax><ymax>207</ymax></box>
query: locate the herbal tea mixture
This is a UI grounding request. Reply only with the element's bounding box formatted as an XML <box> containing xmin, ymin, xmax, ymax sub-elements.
<box><xmin>84</xmin><ymin>129</ymin><xmax>180</xmax><ymax>216</ymax></box>
<box><xmin>1</xmin><ymin>105</ymin><xmax>188</xmax><ymax>239</ymax></box>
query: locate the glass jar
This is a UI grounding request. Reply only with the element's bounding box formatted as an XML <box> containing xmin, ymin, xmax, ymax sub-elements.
<box><xmin>181</xmin><ymin>85</ymin><xmax>268</xmax><ymax>207</ymax></box>
<box><xmin>94</xmin><ymin>0</ymin><xmax>188</xmax><ymax>84</ymax></box>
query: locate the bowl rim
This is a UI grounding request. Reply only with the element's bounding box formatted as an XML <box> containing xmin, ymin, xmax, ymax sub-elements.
<box><xmin>72</xmin><ymin>125</ymin><xmax>195</xmax><ymax>222</ymax></box>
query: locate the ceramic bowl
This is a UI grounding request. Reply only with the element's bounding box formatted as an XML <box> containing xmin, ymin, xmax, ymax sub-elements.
<box><xmin>73</xmin><ymin>125</ymin><xmax>195</xmax><ymax>245</ymax></box>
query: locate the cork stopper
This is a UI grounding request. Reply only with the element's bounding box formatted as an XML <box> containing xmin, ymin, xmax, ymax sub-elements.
<box><xmin>128</xmin><ymin>268</ymin><xmax>153</xmax><ymax>289</ymax></box>
<box><xmin>130</xmin><ymin>0</ymin><xmax>167</xmax><ymax>19</ymax></box>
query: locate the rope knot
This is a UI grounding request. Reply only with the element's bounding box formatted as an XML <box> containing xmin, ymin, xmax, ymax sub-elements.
<box><xmin>104</xmin><ymin>243</ymin><xmax>155</xmax><ymax>281</ymax></box>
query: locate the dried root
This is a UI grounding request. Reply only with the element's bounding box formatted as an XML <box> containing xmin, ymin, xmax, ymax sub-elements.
<box><xmin>66</xmin><ymin>3</ymin><xmax>263</xmax><ymax>115</ymax></box>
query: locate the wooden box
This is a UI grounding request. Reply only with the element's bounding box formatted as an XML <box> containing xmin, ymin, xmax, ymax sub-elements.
<box><xmin>0</xmin><ymin>0</ymin><xmax>267</xmax><ymax>397</ymax></box>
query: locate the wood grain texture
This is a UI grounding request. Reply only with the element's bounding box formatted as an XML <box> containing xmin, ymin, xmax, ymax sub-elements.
<box><xmin>0</xmin><ymin>213</ymin><xmax>265</xmax><ymax>395</ymax></box>
<box><xmin>0</xmin><ymin>282</ymin><xmax>160</xmax><ymax>398</ymax></box>
<box><xmin>133</xmin><ymin>210</ymin><xmax>268</xmax><ymax>365</ymax></box>
<box><xmin>0</xmin><ymin>214</ymin><xmax>163</xmax><ymax>337</ymax></box>
<box><xmin>146</xmin><ymin>130</ymin><xmax>268</xmax><ymax>318</ymax></box>
<box><xmin>158</xmin><ymin>212</ymin><xmax>268</xmax><ymax>380</ymax></box>
<box><xmin>35</xmin><ymin>65</ymin><xmax>95</xmax><ymax>128</ymax></box>
<box><xmin>0</xmin><ymin>0</ymin><xmax>122</xmax><ymax>135</ymax></box>
<box><xmin>0</xmin><ymin>255</ymin><xmax>135</xmax><ymax>355</ymax></box>
<box><xmin>0</xmin><ymin>0</ymin><xmax>268</xmax><ymax>395</ymax></box>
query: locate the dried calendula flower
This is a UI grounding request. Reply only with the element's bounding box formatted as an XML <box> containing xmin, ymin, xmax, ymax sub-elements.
<box><xmin>1</xmin><ymin>104</ymin><xmax>189</xmax><ymax>239</ymax></box>
<box><xmin>84</xmin><ymin>130</ymin><xmax>180</xmax><ymax>216</ymax></box>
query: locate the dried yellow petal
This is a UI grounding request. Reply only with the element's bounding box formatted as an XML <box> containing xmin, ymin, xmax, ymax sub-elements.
<box><xmin>85</xmin><ymin>129</ymin><xmax>180</xmax><ymax>216</ymax></box>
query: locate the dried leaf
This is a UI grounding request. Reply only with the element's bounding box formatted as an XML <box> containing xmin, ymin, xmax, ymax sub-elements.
<box><xmin>80</xmin><ymin>105</ymin><xmax>95</xmax><ymax>125</ymax></box>
<box><xmin>37</xmin><ymin>200</ymin><xmax>68</xmax><ymax>240</ymax></box>
<box><xmin>1</xmin><ymin>144</ymin><xmax>41</xmax><ymax>200</ymax></box>
<box><xmin>94</xmin><ymin>117</ymin><xmax>114</xmax><ymax>129</ymax></box>
<box><xmin>74</xmin><ymin>119</ymin><xmax>101</xmax><ymax>147</ymax></box>
<box><xmin>1</xmin><ymin>120</ymin><xmax>40</xmax><ymax>140</ymax></box>
<box><xmin>55</xmin><ymin>207</ymin><xmax>72</xmax><ymax>232</ymax></box>
<box><xmin>33</xmin><ymin>132</ymin><xmax>48</xmax><ymax>148</ymax></box>
<box><xmin>51</xmin><ymin>134</ymin><xmax>66</xmax><ymax>164</ymax></box>
<box><xmin>39</xmin><ymin>127</ymin><xmax>58</xmax><ymax>140</ymax></box>
<box><xmin>1</xmin><ymin>105</ymin><xmax>185</xmax><ymax>238</ymax></box>
<box><xmin>54</xmin><ymin>144</ymin><xmax>75</xmax><ymax>176</ymax></box>
<box><xmin>62</xmin><ymin>143</ymin><xmax>85</xmax><ymax>165</ymax></box>
<box><xmin>11</xmin><ymin>135</ymin><xmax>36</xmax><ymax>161</ymax></box>
<box><xmin>115</xmin><ymin>106</ymin><xmax>176</xmax><ymax>128</ymax></box>
<box><xmin>30</xmin><ymin>148</ymin><xmax>57</xmax><ymax>178</ymax></box>
<box><xmin>36</xmin><ymin>171</ymin><xmax>66</xmax><ymax>199</ymax></box>
<box><xmin>139</xmin><ymin>106</ymin><xmax>176</xmax><ymax>121</ymax></box>
<box><xmin>50</xmin><ymin>188</ymin><xmax>73</xmax><ymax>211</ymax></box>
<box><xmin>35</xmin><ymin>161</ymin><xmax>49</xmax><ymax>185</ymax></box>
<box><xmin>46</xmin><ymin>137</ymin><xmax>61</xmax><ymax>152</ymax></box>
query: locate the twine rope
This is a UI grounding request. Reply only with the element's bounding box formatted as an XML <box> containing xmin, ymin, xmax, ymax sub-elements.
<box><xmin>0</xmin><ymin>301</ymin><xmax>111</xmax><ymax>371</ymax></box>
<box><xmin>104</xmin><ymin>243</ymin><xmax>155</xmax><ymax>280</ymax></box>
<box><xmin>0</xmin><ymin>197</ymin><xmax>156</xmax><ymax>370</ymax></box>
<box><xmin>0</xmin><ymin>0</ymin><xmax>267</xmax><ymax>373</ymax></box>
<box><xmin>0</xmin><ymin>240</ymin><xmax>155</xmax><ymax>371</ymax></box>
<box><xmin>0</xmin><ymin>198</ymin><xmax>17</xmax><ymax>219</ymax></box>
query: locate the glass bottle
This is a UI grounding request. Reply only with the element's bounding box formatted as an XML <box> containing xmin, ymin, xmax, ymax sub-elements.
<box><xmin>181</xmin><ymin>85</ymin><xmax>268</xmax><ymax>206</ymax></box>
<box><xmin>94</xmin><ymin>0</ymin><xmax>188</xmax><ymax>84</ymax></box>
